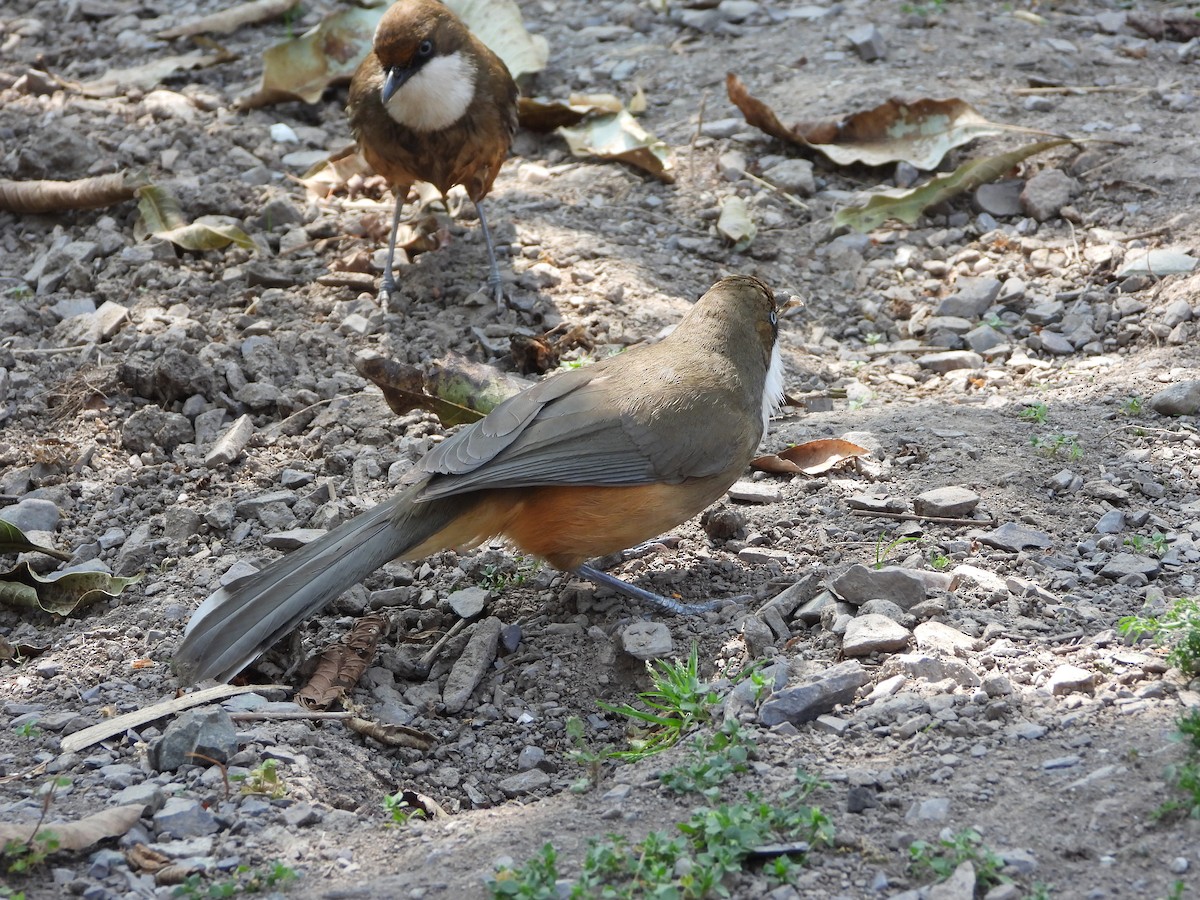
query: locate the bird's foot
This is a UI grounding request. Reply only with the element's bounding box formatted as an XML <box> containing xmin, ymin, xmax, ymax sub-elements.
<box><xmin>576</xmin><ymin>563</ymin><xmax>726</xmax><ymax>616</ymax></box>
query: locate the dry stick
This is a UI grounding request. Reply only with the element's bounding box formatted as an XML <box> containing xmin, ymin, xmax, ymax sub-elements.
<box><xmin>418</xmin><ymin>618</ymin><xmax>468</xmax><ymax>674</ymax></box>
<box><xmin>849</xmin><ymin>509</ymin><xmax>996</xmax><ymax>528</ymax></box>
<box><xmin>1013</xmin><ymin>85</ymin><xmax>1142</xmax><ymax>96</ymax></box>
<box><xmin>1115</xmin><ymin>212</ymin><xmax>1188</xmax><ymax>243</ymax></box>
<box><xmin>229</xmin><ymin>710</ymin><xmax>355</xmax><ymax>722</ymax></box>
<box><xmin>741</xmin><ymin>171</ymin><xmax>809</xmax><ymax>210</ymax></box>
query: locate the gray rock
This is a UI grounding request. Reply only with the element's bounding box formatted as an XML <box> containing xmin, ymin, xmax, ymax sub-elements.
<box><xmin>282</xmin><ymin>802</ymin><xmax>323</xmax><ymax>827</ymax></box>
<box><xmin>913</xmin><ymin>621</ymin><xmax>976</xmax><ymax>654</ymax></box>
<box><xmin>934</xmin><ymin>277</ymin><xmax>1001</xmax><ymax>319</ymax></box>
<box><xmin>964</xmin><ymin>323</ymin><xmax>1006</xmax><ymax>353</ymax></box>
<box><xmin>448</xmin><ymin>585</ymin><xmax>489</xmax><ymax>619</ymax></box>
<box><xmin>916</xmin><ymin>350</ymin><xmax>984</xmax><ymax>374</ymax></box>
<box><xmin>261</xmin><ymin>528</ymin><xmax>326</xmax><ymax>550</ymax></box>
<box><xmin>758</xmin><ymin>660</ymin><xmax>868</xmax><ymax>726</ymax></box>
<box><xmin>517</xmin><ymin>746</ymin><xmax>545</xmax><ymax>772</ymax></box>
<box><xmin>498</xmin><ymin>769</ymin><xmax>550</xmax><ymax>797</ymax></box>
<box><xmin>1162</xmin><ymin>298</ymin><xmax>1193</xmax><ymax>328</ymax></box>
<box><xmin>763</xmin><ymin>158</ymin><xmax>815</xmax><ymax>197</ymax></box>
<box><xmin>846</xmin><ymin>23</ymin><xmax>886</xmax><ymax>61</ymax></box>
<box><xmin>152</xmin><ymin>797</ymin><xmax>218</xmax><ymax>838</ymax></box>
<box><xmin>1150</xmin><ymin>381</ymin><xmax>1200</xmax><ymax>416</ymax></box>
<box><xmin>1094</xmin><ymin>510</ymin><xmax>1125</xmax><ymax>534</ymax></box>
<box><xmin>857</xmin><ymin>598</ymin><xmax>909</xmax><ymax>624</ymax></box>
<box><xmin>110</xmin><ymin>783</ymin><xmax>166</xmax><ymax>817</ymax></box>
<box><xmin>1033</xmin><ymin>330</ymin><xmax>1075</xmax><ymax>355</ymax></box>
<box><xmin>121</xmin><ymin>406</ymin><xmax>195</xmax><ymax>454</ymax></box>
<box><xmin>1020</xmin><ymin>169</ymin><xmax>1076</xmax><ymax>221</ymax></box>
<box><xmin>842</xmin><ymin>614</ymin><xmax>910</xmax><ymax>656</ymax></box>
<box><xmin>727</xmin><ymin>480</ymin><xmax>781</xmax><ymax>503</ymax></box>
<box><xmin>1098</xmin><ymin>553</ymin><xmax>1160</xmax><ymax>580</ymax></box>
<box><xmin>442</xmin><ymin>617</ymin><xmax>502</xmax><ymax>713</ymax></box>
<box><xmin>621</xmin><ymin>621</ymin><xmax>673</xmax><ymax>660</ymax></box>
<box><xmin>740</xmin><ymin>614</ymin><xmax>775</xmax><ymax>657</ymax></box>
<box><xmin>1025</xmin><ymin>300</ymin><xmax>1064</xmax><ymax>326</ymax></box>
<box><xmin>1083</xmin><ymin>480</ymin><xmax>1129</xmax><ymax>503</ymax></box>
<box><xmin>152</xmin><ymin>707</ymin><xmax>238</xmax><ymax>772</ymax></box>
<box><xmin>831</xmin><ymin>565</ymin><xmax>927</xmax><ymax>609</ymax></box>
<box><xmin>204</xmin><ymin>414</ymin><xmax>254</xmax><ymax>468</ymax></box>
<box><xmin>928</xmin><ymin>861</ymin><xmax>975</xmax><ymax>900</ymax></box>
<box><xmin>913</xmin><ymin>486</ymin><xmax>980</xmax><ymax>518</ymax></box>
<box><xmin>0</xmin><ymin>498</ymin><xmax>61</xmax><ymax>533</ymax></box>
<box><xmin>758</xmin><ymin>572</ymin><xmax>822</xmax><ymax>618</ymax></box>
<box><xmin>905</xmin><ymin>797</ymin><xmax>950</xmax><ymax>823</ymax></box>
<box><xmin>978</xmin><ymin>522</ymin><xmax>1053</xmax><ymax>552</ymax></box>
<box><xmin>974</xmin><ymin>180</ymin><xmax>1023</xmax><ymax>217</ymax></box>
<box><xmin>1047</xmin><ymin>664</ymin><xmax>1095</xmax><ymax>695</ymax></box>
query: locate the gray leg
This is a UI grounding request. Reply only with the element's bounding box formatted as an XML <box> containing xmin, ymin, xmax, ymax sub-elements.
<box><xmin>576</xmin><ymin>563</ymin><xmax>723</xmax><ymax>616</ymax></box>
<box><xmin>380</xmin><ymin>196</ymin><xmax>404</xmax><ymax>299</ymax></box>
<box><xmin>472</xmin><ymin>199</ymin><xmax>505</xmax><ymax>309</ymax></box>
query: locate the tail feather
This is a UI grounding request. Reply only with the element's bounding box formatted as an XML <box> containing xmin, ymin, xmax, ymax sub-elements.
<box><xmin>174</xmin><ymin>488</ymin><xmax>460</xmax><ymax>684</ymax></box>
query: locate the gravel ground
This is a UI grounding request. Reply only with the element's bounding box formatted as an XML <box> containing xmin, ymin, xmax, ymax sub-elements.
<box><xmin>2</xmin><ymin>0</ymin><xmax>1200</xmax><ymax>898</ymax></box>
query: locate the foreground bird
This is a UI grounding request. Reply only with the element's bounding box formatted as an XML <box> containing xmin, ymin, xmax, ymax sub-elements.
<box><xmin>175</xmin><ymin>276</ymin><xmax>785</xmax><ymax>684</ymax></box>
<box><xmin>348</xmin><ymin>0</ymin><xmax>518</xmax><ymax>305</ymax></box>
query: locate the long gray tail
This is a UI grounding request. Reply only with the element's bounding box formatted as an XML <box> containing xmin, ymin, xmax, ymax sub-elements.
<box><xmin>173</xmin><ymin>487</ymin><xmax>460</xmax><ymax>684</ymax></box>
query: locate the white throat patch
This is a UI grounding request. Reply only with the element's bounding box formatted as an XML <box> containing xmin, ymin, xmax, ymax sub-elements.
<box><xmin>761</xmin><ymin>341</ymin><xmax>785</xmax><ymax>433</ymax></box>
<box><xmin>383</xmin><ymin>50</ymin><xmax>476</xmax><ymax>132</ymax></box>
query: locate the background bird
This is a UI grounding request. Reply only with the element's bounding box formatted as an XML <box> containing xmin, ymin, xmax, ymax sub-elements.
<box><xmin>348</xmin><ymin>0</ymin><xmax>518</xmax><ymax>306</ymax></box>
<box><xmin>175</xmin><ymin>275</ymin><xmax>785</xmax><ymax>684</ymax></box>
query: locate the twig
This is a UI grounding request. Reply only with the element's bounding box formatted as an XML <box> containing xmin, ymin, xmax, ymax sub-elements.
<box><xmin>262</xmin><ymin>397</ymin><xmax>336</xmax><ymax>436</ymax></box>
<box><xmin>1114</xmin><ymin>213</ymin><xmax>1187</xmax><ymax>243</ymax></box>
<box><xmin>417</xmin><ymin>617</ymin><xmax>468</xmax><ymax>674</ymax></box>
<box><xmin>742</xmin><ymin>170</ymin><xmax>809</xmax><ymax>210</ymax></box>
<box><xmin>848</xmin><ymin>509</ymin><xmax>996</xmax><ymax>528</ymax></box>
<box><xmin>228</xmin><ymin>710</ymin><xmax>355</xmax><ymax>722</ymax></box>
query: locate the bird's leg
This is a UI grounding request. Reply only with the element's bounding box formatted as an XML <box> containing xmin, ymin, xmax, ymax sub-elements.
<box><xmin>472</xmin><ymin>198</ymin><xmax>505</xmax><ymax>309</ymax></box>
<box><xmin>575</xmin><ymin>563</ymin><xmax>722</xmax><ymax>616</ymax></box>
<box><xmin>380</xmin><ymin>194</ymin><xmax>405</xmax><ymax>300</ymax></box>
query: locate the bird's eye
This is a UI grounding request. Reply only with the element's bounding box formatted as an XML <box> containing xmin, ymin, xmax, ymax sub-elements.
<box><xmin>769</xmin><ymin>309</ymin><xmax>778</xmax><ymax>327</ymax></box>
<box><xmin>417</xmin><ymin>39</ymin><xmax>433</xmax><ymax>56</ymax></box>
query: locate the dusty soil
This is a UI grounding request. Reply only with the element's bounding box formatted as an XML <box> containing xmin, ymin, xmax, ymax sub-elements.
<box><xmin>2</xmin><ymin>0</ymin><xmax>1200</xmax><ymax>898</ymax></box>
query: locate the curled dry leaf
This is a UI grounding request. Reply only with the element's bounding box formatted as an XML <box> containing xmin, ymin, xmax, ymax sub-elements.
<box><xmin>0</xmin><ymin>520</ymin><xmax>71</xmax><ymax>561</ymax></box>
<box><xmin>78</xmin><ymin>51</ymin><xmax>224</xmax><ymax>98</ymax></box>
<box><xmin>356</xmin><ymin>352</ymin><xmax>528</xmax><ymax>427</ymax></box>
<box><xmin>346</xmin><ymin>717</ymin><xmax>437</xmax><ymax>751</ymax></box>
<box><xmin>388</xmin><ymin>789</ymin><xmax>450</xmax><ymax>819</ymax></box>
<box><xmin>296</xmin><ymin>144</ymin><xmax>373</xmax><ymax>199</ymax></box>
<box><xmin>135</xmin><ymin>184</ymin><xmax>257</xmax><ymax>253</ymax></box>
<box><xmin>510</xmin><ymin>323</ymin><xmax>594</xmax><ymax>375</ymax></box>
<box><xmin>0</xmin><ymin>561</ymin><xmax>141</xmax><ymax>616</ymax></box>
<box><xmin>447</xmin><ymin>0</ymin><xmax>548</xmax><ymax>81</ymax></box>
<box><xmin>0</xmin><ymin>805</ymin><xmax>143</xmax><ymax>851</ymax></box>
<box><xmin>558</xmin><ymin>110</ymin><xmax>675</xmax><ymax>182</ymax></box>
<box><xmin>0</xmin><ymin>170</ymin><xmax>149</xmax><ymax>215</ymax></box>
<box><xmin>297</xmin><ymin>613</ymin><xmax>391</xmax><ymax>710</ymax></box>
<box><xmin>751</xmin><ymin>438</ymin><xmax>871</xmax><ymax>476</ymax></box>
<box><xmin>518</xmin><ymin>93</ymin><xmax>624</xmax><ymax>132</ymax></box>
<box><xmin>727</xmin><ymin>73</ymin><xmax>1052</xmax><ymax>170</ymax></box>
<box><xmin>158</xmin><ymin>0</ymin><xmax>299</xmax><ymax>39</ymax></box>
<box><xmin>716</xmin><ymin>196</ymin><xmax>756</xmax><ymax>250</ymax></box>
<box><xmin>127</xmin><ymin>843</ymin><xmax>173</xmax><ymax>874</ymax></box>
<box><xmin>834</xmin><ymin>139</ymin><xmax>1074</xmax><ymax>233</ymax></box>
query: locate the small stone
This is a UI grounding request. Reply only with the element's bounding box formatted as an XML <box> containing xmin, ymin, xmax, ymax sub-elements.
<box><xmin>935</xmin><ymin>277</ymin><xmax>1002</xmax><ymax>319</ymax></box>
<box><xmin>261</xmin><ymin>529</ymin><xmax>326</xmax><ymax>550</ymax></box>
<box><xmin>1116</xmin><ymin>249</ymin><xmax>1197</xmax><ymax>278</ymax></box>
<box><xmin>447</xmin><ymin>586</ymin><xmax>489</xmax><ymax>619</ymax></box>
<box><xmin>621</xmin><ymin>621</ymin><xmax>673</xmax><ymax>661</ymax></box>
<box><xmin>1083</xmin><ymin>480</ymin><xmax>1129</xmax><ymax>503</ymax></box>
<box><xmin>913</xmin><ymin>486</ymin><xmax>980</xmax><ymax>518</ymax></box>
<box><xmin>204</xmin><ymin>414</ymin><xmax>254</xmax><ymax>468</ymax></box>
<box><xmin>1098</xmin><ymin>553</ymin><xmax>1160</xmax><ymax>581</ymax></box>
<box><xmin>151</xmin><ymin>707</ymin><xmax>237</xmax><ymax>772</ymax></box>
<box><xmin>831</xmin><ymin>565</ymin><xmax>927</xmax><ymax>609</ymax></box>
<box><xmin>0</xmin><ymin>498</ymin><xmax>61</xmax><ymax>533</ymax></box>
<box><xmin>846</xmin><ymin>23</ymin><xmax>886</xmax><ymax>61</ymax></box>
<box><xmin>1094</xmin><ymin>510</ymin><xmax>1125</xmax><ymax>534</ymax></box>
<box><xmin>905</xmin><ymin>797</ymin><xmax>950</xmax><ymax>823</ymax></box>
<box><xmin>442</xmin><ymin>617</ymin><xmax>502</xmax><ymax>714</ymax></box>
<box><xmin>1169</xmin><ymin>857</ymin><xmax>1189</xmax><ymax>875</ymax></box>
<box><xmin>282</xmin><ymin>802</ymin><xmax>323</xmax><ymax>828</ymax></box>
<box><xmin>974</xmin><ymin>181</ymin><xmax>1024</xmax><ymax>218</ymax></box>
<box><xmin>978</xmin><ymin>522</ymin><xmax>1053</xmax><ymax>552</ymax></box>
<box><xmin>928</xmin><ymin>861</ymin><xmax>975</xmax><ymax>900</ymax></box>
<box><xmin>1150</xmin><ymin>381</ymin><xmax>1200</xmax><ymax>417</ymax></box>
<box><xmin>516</xmin><ymin>746</ymin><xmax>545</xmax><ymax>772</ymax></box>
<box><xmin>763</xmin><ymin>158</ymin><xmax>815</xmax><ymax>196</ymax></box>
<box><xmin>843</xmin><ymin>614</ymin><xmax>911</xmax><ymax>656</ymax></box>
<box><xmin>917</xmin><ymin>350</ymin><xmax>984</xmax><ymax>374</ymax></box>
<box><xmin>758</xmin><ymin>660</ymin><xmax>869</xmax><ymax>726</ymax></box>
<box><xmin>497</xmin><ymin>769</ymin><xmax>550</xmax><ymax>797</ymax></box>
<box><xmin>913</xmin><ymin>621</ymin><xmax>976</xmax><ymax>655</ymax></box>
<box><xmin>964</xmin><ymin>324</ymin><xmax>1006</xmax><ymax>353</ymax></box>
<box><xmin>701</xmin><ymin>505</ymin><xmax>747</xmax><ymax>541</ymax></box>
<box><xmin>110</xmin><ymin>783</ymin><xmax>166</xmax><ymax>817</ymax></box>
<box><xmin>1042</xmin><ymin>755</ymin><xmax>1081</xmax><ymax>770</ymax></box>
<box><xmin>1034</xmin><ymin>331</ymin><xmax>1075</xmax><ymax>356</ymax></box>
<box><xmin>728</xmin><ymin>481</ymin><xmax>781</xmax><ymax>503</ymax></box>
<box><xmin>152</xmin><ymin>797</ymin><xmax>218</xmax><ymax>838</ymax></box>
<box><xmin>1020</xmin><ymin>169</ymin><xmax>1076</xmax><ymax>221</ymax></box>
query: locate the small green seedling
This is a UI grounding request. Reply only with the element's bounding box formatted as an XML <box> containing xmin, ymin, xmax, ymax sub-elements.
<box><xmin>13</xmin><ymin>721</ymin><xmax>39</xmax><ymax>740</ymax></box>
<box><xmin>1118</xmin><ymin>597</ymin><xmax>1200</xmax><ymax>676</ymax></box>
<box><xmin>565</xmin><ymin>716</ymin><xmax>604</xmax><ymax>794</ymax></box>
<box><xmin>382</xmin><ymin>792</ymin><xmax>428</xmax><ymax>826</ymax></box>
<box><xmin>874</xmin><ymin>533</ymin><xmax>922</xmax><ymax>569</ymax></box>
<box><xmin>1019</xmin><ymin>402</ymin><xmax>1049</xmax><ymax>424</ymax></box>
<box><xmin>908</xmin><ymin>828</ymin><xmax>1006</xmax><ymax>890</ymax></box>
<box><xmin>1121</xmin><ymin>396</ymin><xmax>1144</xmax><ymax>416</ymax></box>
<box><xmin>232</xmin><ymin>759</ymin><xmax>287</xmax><ymax>798</ymax></box>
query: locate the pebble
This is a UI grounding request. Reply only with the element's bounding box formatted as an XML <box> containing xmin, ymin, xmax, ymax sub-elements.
<box><xmin>442</xmin><ymin>617</ymin><xmax>501</xmax><ymax>714</ymax></box>
<box><xmin>978</xmin><ymin>522</ymin><xmax>1053</xmax><ymax>552</ymax></box>
<box><xmin>935</xmin><ymin>277</ymin><xmax>1002</xmax><ymax>319</ymax></box>
<box><xmin>498</xmin><ymin>769</ymin><xmax>550</xmax><ymax>797</ymax></box>
<box><xmin>842</xmin><ymin>614</ymin><xmax>911</xmax><ymax>656</ymax></box>
<box><xmin>913</xmin><ymin>621</ymin><xmax>976</xmax><ymax>655</ymax></box>
<box><xmin>758</xmin><ymin>660</ymin><xmax>868</xmax><ymax>726</ymax></box>
<box><xmin>621</xmin><ymin>621</ymin><xmax>673</xmax><ymax>660</ymax></box>
<box><xmin>1020</xmin><ymin>169</ymin><xmax>1076</xmax><ymax>221</ymax></box>
<box><xmin>913</xmin><ymin>486</ymin><xmax>980</xmax><ymax>518</ymax></box>
<box><xmin>151</xmin><ymin>707</ymin><xmax>237</xmax><ymax>772</ymax></box>
<box><xmin>1094</xmin><ymin>510</ymin><xmax>1125</xmax><ymax>534</ymax></box>
<box><xmin>1098</xmin><ymin>553</ymin><xmax>1160</xmax><ymax>581</ymax></box>
<box><xmin>831</xmin><ymin>564</ymin><xmax>927</xmax><ymax>609</ymax></box>
<box><xmin>846</xmin><ymin>23</ymin><xmax>886</xmax><ymax>61</ymax></box>
<box><xmin>763</xmin><ymin>158</ymin><xmax>815</xmax><ymax>196</ymax></box>
<box><xmin>727</xmin><ymin>481</ymin><xmax>781</xmax><ymax>503</ymax></box>
<box><xmin>261</xmin><ymin>528</ymin><xmax>326</xmax><ymax>550</ymax></box>
<box><xmin>204</xmin><ymin>414</ymin><xmax>254</xmax><ymax>468</ymax></box>
<box><xmin>0</xmin><ymin>498</ymin><xmax>61</xmax><ymax>533</ymax></box>
<box><xmin>974</xmin><ymin>181</ymin><xmax>1023</xmax><ymax>217</ymax></box>
<box><xmin>904</xmin><ymin>796</ymin><xmax>950</xmax><ymax>823</ymax></box>
<box><xmin>1150</xmin><ymin>381</ymin><xmax>1200</xmax><ymax>416</ymax></box>
<box><xmin>917</xmin><ymin>350</ymin><xmax>984</xmax><ymax>373</ymax></box>
<box><xmin>928</xmin><ymin>860</ymin><xmax>975</xmax><ymax>900</ymax></box>
<box><xmin>448</xmin><ymin>585</ymin><xmax>489</xmax><ymax>619</ymax></box>
<box><xmin>153</xmin><ymin>798</ymin><xmax>218</xmax><ymax>838</ymax></box>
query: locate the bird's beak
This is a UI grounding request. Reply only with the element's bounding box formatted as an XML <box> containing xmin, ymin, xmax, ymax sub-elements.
<box><xmin>381</xmin><ymin>66</ymin><xmax>412</xmax><ymax>104</ymax></box>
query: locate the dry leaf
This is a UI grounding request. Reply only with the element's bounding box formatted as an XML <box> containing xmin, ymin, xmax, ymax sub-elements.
<box><xmin>135</xmin><ymin>185</ymin><xmax>256</xmax><ymax>252</ymax></box>
<box><xmin>356</xmin><ymin>352</ymin><xmax>528</xmax><ymax>426</ymax></box>
<box><xmin>0</xmin><ymin>805</ymin><xmax>142</xmax><ymax>851</ymax></box>
<box><xmin>0</xmin><ymin>170</ymin><xmax>149</xmax><ymax>215</ymax></box>
<box><xmin>510</xmin><ymin>324</ymin><xmax>593</xmax><ymax>375</ymax></box>
<box><xmin>158</xmin><ymin>0</ymin><xmax>299</xmax><ymax>38</ymax></box>
<box><xmin>127</xmin><ymin>843</ymin><xmax>173</xmax><ymax>874</ymax></box>
<box><xmin>751</xmin><ymin>439</ymin><xmax>870</xmax><ymax>476</ymax></box>
<box><xmin>834</xmin><ymin>139</ymin><xmax>1074</xmax><ymax>232</ymax></box>
<box><xmin>78</xmin><ymin>52</ymin><xmax>221</xmax><ymax>98</ymax></box>
<box><xmin>727</xmin><ymin>73</ymin><xmax>1051</xmax><ymax>170</ymax></box>
<box><xmin>385</xmin><ymin>789</ymin><xmax>449</xmax><ymax>819</ymax></box>
<box><xmin>446</xmin><ymin>0</ymin><xmax>548</xmax><ymax>80</ymax></box>
<box><xmin>0</xmin><ymin>561</ymin><xmax>141</xmax><ymax>616</ymax></box>
<box><xmin>346</xmin><ymin>717</ymin><xmax>437</xmax><ymax>750</ymax></box>
<box><xmin>296</xmin><ymin>145</ymin><xmax>374</xmax><ymax>199</ymax></box>
<box><xmin>716</xmin><ymin>196</ymin><xmax>756</xmax><ymax>250</ymax></box>
<box><xmin>518</xmin><ymin>94</ymin><xmax>624</xmax><ymax>131</ymax></box>
<box><xmin>297</xmin><ymin>614</ymin><xmax>390</xmax><ymax>710</ymax></box>
<box><xmin>0</xmin><ymin>520</ymin><xmax>71</xmax><ymax>561</ymax></box>
<box><xmin>558</xmin><ymin>110</ymin><xmax>675</xmax><ymax>182</ymax></box>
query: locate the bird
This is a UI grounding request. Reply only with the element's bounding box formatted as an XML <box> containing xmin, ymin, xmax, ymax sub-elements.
<box><xmin>347</xmin><ymin>0</ymin><xmax>518</xmax><ymax>306</ymax></box>
<box><xmin>174</xmin><ymin>275</ymin><xmax>786</xmax><ymax>684</ymax></box>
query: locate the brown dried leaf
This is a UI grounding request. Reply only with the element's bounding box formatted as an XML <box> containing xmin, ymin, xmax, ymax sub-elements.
<box><xmin>388</xmin><ymin>789</ymin><xmax>449</xmax><ymax>819</ymax></box>
<box><xmin>1128</xmin><ymin>11</ymin><xmax>1200</xmax><ymax>42</ymax></box>
<box><xmin>558</xmin><ymin>111</ymin><xmax>675</xmax><ymax>182</ymax></box>
<box><xmin>345</xmin><ymin>717</ymin><xmax>437</xmax><ymax>751</ymax></box>
<box><xmin>127</xmin><ymin>843</ymin><xmax>173</xmax><ymax>874</ymax></box>
<box><xmin>0</xmin><ymin>171</ymin><xmax>149</xmax><ymax>215</ymax></box>
<box><xmin>518</xmin><ymin>93</ymin><xmax>624</xmax><ymax>131</ymax></box>
<box><xmin>158</xmin><ymin>0</ymin><xmax>299</xmax><ymax>38</ymax></box>
<box><xmin>296</xmin><ymin>145</ymin><xmax>374</xmax><ymax>199</ymax></box>
<box><xmin>297</xmin><ymin>613</ymin><xmax>390</xmax><ymax>710</ymax></box>
<box><xmin>356</xmin><ymin>352</ymin><xmax>527</xmax><ymax>426</ymax></box>
<box><xmin>0</xmin><ymin>805</ymin><xmax>143</xmax><ymax>851</ymax></box>
<box><xmin>751</xmin><ymin>439</ymin><xmax>870</xmax><ymax>476</ymax></box>
<box><xmin>78</xmin><ymin>52</ymin><xmax>223</xmax><ymax>97</ymax></box>
<box><xmin>510</xmin><ymin>324</ymin><xmax>593</xmax><ymax>375</ymax></box>
<box><xmin>727</xmin><ymin>73</ymin><xmax>1051</xmax><ymax>169</ymax></box>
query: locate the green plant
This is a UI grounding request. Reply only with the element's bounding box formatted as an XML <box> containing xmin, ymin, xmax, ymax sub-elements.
<box><xmin>1029</xmin><ymin>433</ymin><xmax>1082</xmax><ymax>461</ymax></box>
<box><xmin>599</xmin><ymin>645</ymin><xmax>720</xmax><ymax>761</ymax></box>
<box><xmin>565</xmin><ymin>716</ymin><xmax>604</xmax><ymax>793</ymax></box>
<box><xmin>1118</xmin><ymin>597</ymin><xmax>1200</xmax><ymax>676</ymax></box>
<box><xmin>660</xmin><ymin>720</ymin><xmax>752</xmax><ymax>801</ymax></box>
<box><xmin>874</xmin><ymin>533</ymin><xmax>922</xmax><ymax>569</ymax></box>
<box><xmin>1152</xmin><ymin>532</ymin><xmax>1169</xmax><ymax>556</ymax></box>
<box><xmin>1019</xmin><ymin>402</ymin><xmax>1049</xmax><ymax>424</ymax></box>
<box><xmin>1151</xmin><ymin>709</ymin><xmax>1200</xmax><ymax>821</ymax></box>
<box><xmin>908</xmin><ymin>828</ymin><xmax>1006</xmax><ymax>889</ymax></box>
<box><xmin>488</xmin><ymin>842</ymin><xmax>559</xmax><ymax>899</ymax></box>
<box><xmin>1167</xmin><ymin>880</ymin><xmax>1187</xmax><ymax>900</ymax></box>
<box><xmin>478</xmin><ymin>555</ymin><xmax>543</xmax><ymax>592</ymax></box>
<box><xmin>382</xmin><ymin>792</ymin><xmax>428</xmax><ymax>826</ymax></box>
<box><xmin>1121</xmin><ymin>396</ymin><xmax>1144</xmax><ymax>416</ymax></box>
<box><xmin>864</xmin><ymin>332</ymin><xmax>884</xmax><ymax>346</ymax></box>
<box><xmin>12</xmin><ymin>721</ymin><xmax>39</xmax><ymax>739</ymax></box>
<box><xmin>928</xmin><ymin>549</ymin><xmax>951</xmax><ymax>571</ymax></box>
<box><xmin>2</xmin><ymin>777</ymin><xmax>70</xmax><ymax>875</ymax></box>
<box><xmin>173</xmin><ymin>862</ymin><xmax>298</xmax><ymax>898</ymax></box>
<box><xmin>1029</xmin><ymin>883</ymin><xmax>1054</xmax><ymax>900</ymax></box>
<box><xmin>231</xmin><ymin>759</ymin><xmax>287</xmax><ymax>799</ymax></box>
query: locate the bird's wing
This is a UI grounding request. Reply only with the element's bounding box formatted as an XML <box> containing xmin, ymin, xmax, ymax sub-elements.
<box><xmin>414</xmin><ymin>359</ymin><xmax>748</xmax><ymax>500</ymax></box>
